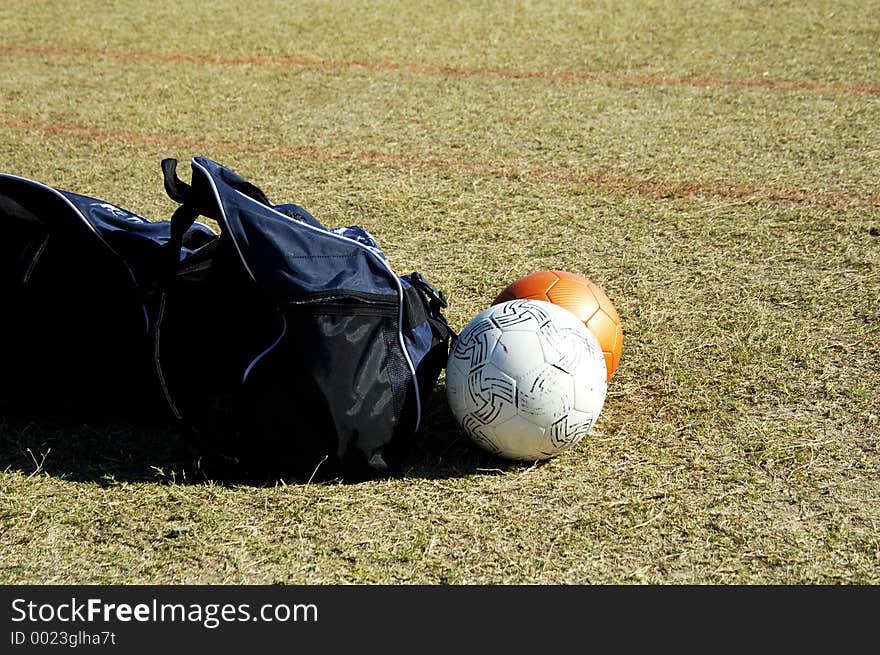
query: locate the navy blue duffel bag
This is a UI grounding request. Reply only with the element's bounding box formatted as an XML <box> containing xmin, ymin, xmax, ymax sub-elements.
<box><xmin>1</xmin><ymin>158</ymin><xmax>453</xmax><ymax>481</ymax></box>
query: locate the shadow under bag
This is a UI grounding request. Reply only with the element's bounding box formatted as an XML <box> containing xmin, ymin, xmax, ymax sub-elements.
<box><xmin>0</xmin><ymin>172</ymin><xmax>215</xmax><ymax>417</ymax></box>
<box><xmin>155</xmin><ymin>157</ymin><xmax>454</xmax><ymax>480</ymax></box>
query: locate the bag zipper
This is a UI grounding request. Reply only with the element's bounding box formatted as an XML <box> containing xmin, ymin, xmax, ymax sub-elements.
<box><xmin>286</xmin><ymin>292</ymin><xmax>398</xmax><ymax>317</ymax></box>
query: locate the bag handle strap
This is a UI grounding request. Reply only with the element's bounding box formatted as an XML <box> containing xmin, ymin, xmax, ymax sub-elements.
<box><xmin>160</xmin><ymin>159</ymin><xmax>217</xmax><ymax>286</ymax></box>
<box><xmin>161</xmin><ymin>157</ymin><xmax>270</xmax><ymax>249</ymax></box>
<box><xmin>162</xmin><ymin>157</ymin><xmax>191</xmax><ymax>204</ymax></box>
<box><xmin>407</xmin><ymin>271</ymin><xmax>457</xmax><ymax>346</ymax></box>
<box><xmin>165</xmin><ymin>157</ymin><xmax>224</xmax><ymax>237</ymax></box>
<box><xmin>163</xmin><ymin>158</ymin><xmax>204</xmax><ymax>240</ymax></box>
<box><xmin>409</xmin><ymin>271</ymin><xmax>448</xmax><ymax>314</ymax></box>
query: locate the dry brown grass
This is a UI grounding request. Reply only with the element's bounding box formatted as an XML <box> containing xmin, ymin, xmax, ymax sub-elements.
<box><xmin>1</xmin><ymin>0</ymin><xmax>878</xmax><ymax>584</ymax></box>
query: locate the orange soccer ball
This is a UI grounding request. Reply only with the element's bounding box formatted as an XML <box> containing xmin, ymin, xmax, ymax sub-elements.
<box><xmin>493</xmin><ymin>270</ymin><xmax>623</xmax><ymax>381</ymax></box>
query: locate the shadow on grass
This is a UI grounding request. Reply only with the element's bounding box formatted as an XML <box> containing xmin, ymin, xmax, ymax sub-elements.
<box><xmin>0</xmin><ymin>389</ymin><xmax>528</xmax><ymax>486</ymax></box>
<box><xmin>399</xmin><ymin>388</ymin><xmax>535</xmax><ymax>480</ymax></box>
<box><xmin>0</xmin><ymin>412</ymin><xmax>196</xmax><ymax>485</ymax></box>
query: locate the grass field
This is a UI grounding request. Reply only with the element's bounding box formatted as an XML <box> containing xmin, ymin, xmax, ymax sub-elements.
<box><xmin>1</xmin><ymin>0</ymin><xmax>878</xmax><ymax>584</ymax></box>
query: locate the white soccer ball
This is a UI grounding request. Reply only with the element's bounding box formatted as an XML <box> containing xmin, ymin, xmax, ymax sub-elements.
<box><xmin>446</xmin><ymin>299</ymin><xmax>607</xmax><ymax>461</ymax></box>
